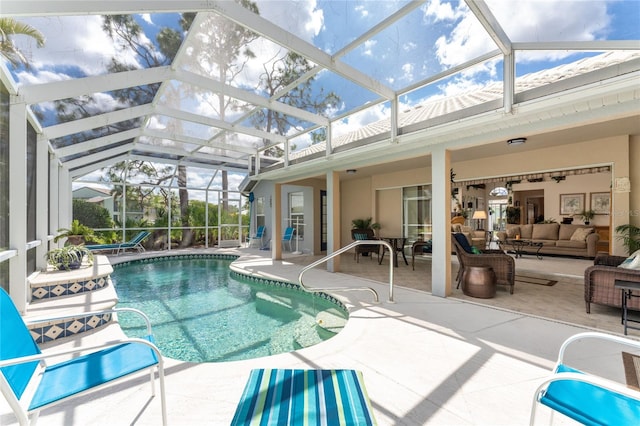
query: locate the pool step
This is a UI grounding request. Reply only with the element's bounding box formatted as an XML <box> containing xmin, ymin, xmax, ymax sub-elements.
<box><xmin>24</xmin><ymin>255</ymin><xmax>118</xmax><ymax>344</ymax></box>
<box><xmin>315</xmin><ymin>308</ymin><xmax>348</xmax><ymax>334</ymax></box>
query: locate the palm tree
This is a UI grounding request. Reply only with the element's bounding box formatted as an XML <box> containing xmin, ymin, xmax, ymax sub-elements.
<box><xmin>0</xmin><ymin>18</ymin><xmax>45</xmax><ymax>68</ymax></box>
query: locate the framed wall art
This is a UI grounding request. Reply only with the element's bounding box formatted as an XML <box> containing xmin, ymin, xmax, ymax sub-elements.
<box><xmin>590</xmin><ymin>192</ymin><xmax>611</xmax><ymax>214</ymax></box>
<box><xmin>559</xmin><ymin>193</ymin><xmax>585</xmax><ymax>215</ymax></box>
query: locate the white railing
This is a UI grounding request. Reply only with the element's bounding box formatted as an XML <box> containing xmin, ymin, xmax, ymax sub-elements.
<box><xmin>297</xmin><ymin>240</ymin><xmax>395</xmax><ymax>303</ymax></box>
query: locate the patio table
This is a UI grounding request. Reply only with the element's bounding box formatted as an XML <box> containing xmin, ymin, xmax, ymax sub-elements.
<box><xmin>499</xmin><ymin>238</ymin><xmax>544</xmax><ymax>260</ymax></box>
<box><xmin>378</xmin><ymin>236</ymin><xmax>408</xmax><ymax>267</ymax></box>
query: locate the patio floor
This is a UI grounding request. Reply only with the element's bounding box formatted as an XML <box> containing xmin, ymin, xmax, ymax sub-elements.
<box><xmin>1</xmin><ymin>247</ymin><xmax>636</xmax><ymax>425</ymax></box>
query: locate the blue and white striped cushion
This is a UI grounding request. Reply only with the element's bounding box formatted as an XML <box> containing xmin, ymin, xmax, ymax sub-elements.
<box><xmin>231</xmin><ymin>369</ymin><xmax>376</xmax><ymax>425</ymax></box>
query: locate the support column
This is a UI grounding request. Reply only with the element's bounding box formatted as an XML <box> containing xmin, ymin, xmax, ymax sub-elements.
<box><xmin>272</xmin><ymin>183</ymin><xmax>282</xmax><ymax>260</ymax></box>
<box><xmin>35</xmin><ymin>135</ymin><xmax>49</xmax><ymax>270</ymax></box>
<box><xmin>49</xmin><ymin>154</ymin><xmax>59</xmax><ymax>248</ymax></box>
<box><xmin>57</xmin><ymin>167</ymin><xmax>72</xmax><ymax>243</ymax></box>
<box><xmin>327</xmin><ymin>171</ymin><xmax>341</xmax><ymax>272</ymax></box>
<box><xmin>8</xmin><ymin>97</ymin><xmax>27</xmax><ymax>312</ymax></box>
<box><xmin>431</xmin><ymin>146</ymin><xmax>452</xmax><ymax>297</ymax></box>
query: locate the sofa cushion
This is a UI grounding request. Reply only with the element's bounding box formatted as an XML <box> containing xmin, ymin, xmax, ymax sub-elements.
<box><xmin>619</xmin><ymin>249</ymin><xmax>640</xmax><ymax>270</ymax></box>
<box><xmin>556</xmin><ymin>240</ymin><xmax>587</xmax><ymax>249</ymax></box>
<box><xmin>532</xmin><ymin>223</ymin><xmax>559</xmax><ymax>240</ymax></box>
<box><xmin>506</xmin><ymin>227</ymin><xmax>520</xmax><ymax>238</ymax></box>
<box><xmin>519</xmin><ymin>224</ymin><xmax>533</xmax><ymax>239</ymax></box>
<box><xmin>535</xmin><ymin>239</ymin><xmax>559</xmax><ymax>247</ymax></box>
<box><xmin>558</xmin><ymin>224</ymin><xmax>594</xmax><ymax>240</ymax></box>
<box><xmin>570</xmin><ymin>227</ymin><xmax>594</xmax><ymax>241</ymax></box>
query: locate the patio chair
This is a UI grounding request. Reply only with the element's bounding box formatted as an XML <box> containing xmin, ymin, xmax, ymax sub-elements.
<box><xmin>282</xmin><ymin>227</ymin><xmax>295</xmax><ymax>252</ymax></box>
<box><xmin>231</xmin><ymin>369</ymin><xmax>376</xmax><ymax>425</ymax></box>
<box><xmin>85</xmin><ymin>231</ymin><xmax>150</xmax><ymax>255</ymax></box>
<box><xmin>530</xmin><ymin>331</ymin><xmax>640</xmax><ymax>426</ymax></box>
<box><xmin>584</xmin><ymin>254</ymin><xmax>640</xmax><ymax>313</ymax></box>
<box><xmin>351</xmin><ymin>228</ymin><xmax>380</xmax><ymax>263</ymax></box>
<box><xmin>0</xmin><ymin>288</ymin><xmax>167</xmax><ymax>426</ymax></box>
<box><xmin>451</xmin><ymin>233</ymin><xmax>515</xmax><ymax>294</ymax></box>
<box><xmin>248</xmin><ymin>225</ymin><xmax>266</xmax><ymax>248</ymax></box>
<box><xmin>411</xmin><ymin>239</ymin><xmax>432</xmax><ymax>270</ymax></box>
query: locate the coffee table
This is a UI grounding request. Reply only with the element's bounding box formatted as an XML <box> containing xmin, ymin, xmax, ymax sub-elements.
<box><xmin>500</xmin><ymin>238</ymin><xmax>544</xmax><ymax>259</ymax></box>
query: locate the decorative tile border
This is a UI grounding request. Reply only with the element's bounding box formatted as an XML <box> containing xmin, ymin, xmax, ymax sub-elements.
<box><xmin>30</xmin><ymin>276</ymin><xmax>108</xmax><ymax>301</ymax></box>
<box><xmin>28</xmin><ymin>313</ymin><xmax>112</xmax><ymax>344</ymax></box>
<box><xmin>229</xmin><ymin>270</ymin><xmax>349</xmax><ymax>314</ymax></box>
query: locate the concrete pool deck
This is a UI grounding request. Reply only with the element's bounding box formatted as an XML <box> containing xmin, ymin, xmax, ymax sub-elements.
<box><xmin>2</xmin><ymin>247</ymin><xmax>636</xmax><ymax>425</ymax></box>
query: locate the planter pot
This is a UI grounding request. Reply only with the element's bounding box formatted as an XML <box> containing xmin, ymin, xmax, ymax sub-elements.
<box><xmin>57</xmin><ymin>260</ymin><xmax>82</xmax><ymax>270</ymax></box>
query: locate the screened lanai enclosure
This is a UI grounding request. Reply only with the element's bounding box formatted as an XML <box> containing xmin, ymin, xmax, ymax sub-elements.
<box><xmin>1</xmin><ymin>1</ymin><xmax>639</xmax><ymax>309</ymax></box>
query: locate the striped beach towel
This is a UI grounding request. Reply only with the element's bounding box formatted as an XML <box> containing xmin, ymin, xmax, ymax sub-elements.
<box><xmin>231</xmin><ymin>369</ymin><xmax>377</xmax><ymax>425</ymax></box>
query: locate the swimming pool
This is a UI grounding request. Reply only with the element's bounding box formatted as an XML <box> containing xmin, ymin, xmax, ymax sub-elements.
<box><xmin>111</xmin><ymin>255</ymin><xmax>348</xmax><ymax>362</ymax></box>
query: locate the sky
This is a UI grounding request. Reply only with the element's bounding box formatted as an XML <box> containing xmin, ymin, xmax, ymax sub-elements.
<box><xmin>6</xmin><ymin>0</ymin><xmax>640</xmax><ymax>196</ymax></box>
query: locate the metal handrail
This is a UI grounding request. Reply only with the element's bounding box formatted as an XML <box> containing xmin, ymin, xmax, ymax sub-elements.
<box><xmin>297</xmin><ymin>240</ymin><xmax>395</xmax><ymax>303</ymax></box>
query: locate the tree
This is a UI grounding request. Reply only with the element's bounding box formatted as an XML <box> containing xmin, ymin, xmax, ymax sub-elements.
<box><xmin>179</xmin><ymin>1</ymin><xmax>259</xmax><ymax>212</ymax></box>
<box><xmin>0</xmin><ymin>18</ymin><xmax>45</xmax><ymax>69</ymax></box>
<box><xmin>251</xmin><ymin>52</ymin><xmax>340</xmax><ymax>153</ymax></box>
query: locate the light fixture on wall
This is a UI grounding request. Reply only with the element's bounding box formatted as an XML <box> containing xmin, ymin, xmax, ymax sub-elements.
<box><xmin>346</xmin><ymin>169</ymin><xmax>357</xmax><ymax>174</ymax></box>
<box><xmin>507</xmin><ymin>137</ymin><xmax>527</xmax><ymax>146</ymax></box>
<box><xmin>472</xmin><ymin>210</ymin><xmax>487</xmax><ymax>230</ymax></box>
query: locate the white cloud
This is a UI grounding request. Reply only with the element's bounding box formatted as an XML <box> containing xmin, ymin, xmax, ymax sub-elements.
<box><xmin>15</xmin><ymin>16</ymin><xmax>121</xmax><ymax>77</ymax></box>
<box><xmin>363</xmin><ymin>40</ymin><xmax>377</xmax><ymax>56</ymax></box>
<box><xmin>140</xmin><ymin>14</ymin><xmax>154</xmax><ymax>26</ymax></box>
<box><xmin>426</xmin><ymin>0</ymin><xmax>614</xmax><ymax>68</ymax></box>
<box><xmin>256</xmin><ymin>0</ymin><xmax>324</xmax><ymax>43</ymax></box>
<box><xmin>331</xmin><ymin>102</ymin><xmax>389</xmax><ymax>139</ymax></box>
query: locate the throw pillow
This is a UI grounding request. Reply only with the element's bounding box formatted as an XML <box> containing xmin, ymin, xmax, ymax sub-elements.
<box><xmin>570</xmin><ymin>227</ymin><xmax>594</xmax><ymax>242</ymax></box>
<box><xmin>471</xmin><ymin>246</ymin><xmax>482</xmax><ymax>254</ymax></box>
<box><xmin>506</xmin><ymin>227</ymin><xmax>520</xmax><ymax>238</ymax></box>
<box><xmin>619</xmin><ymin>249</ymin><xmax>640</xmax><ymax>270</ymax></box>
<box><xmin>453</xmin><ymin>232</ymin><xmax>474</xmax><ymax>253</ymax></box>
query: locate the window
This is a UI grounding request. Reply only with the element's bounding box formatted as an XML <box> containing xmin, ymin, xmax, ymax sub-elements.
<box><xmin>289</xmin><ymin>192</ymin><xmax>304</xmax><ymax>238</ymax></box>
<box><xmin>256</xmin><ymin>196</ymin><xmax>265</xmax><ymax>228</ymax></box>
<box><xmin>403</xmin><ymin>185</ymin><xmax>432</xmax><ymax>242</ymax></box>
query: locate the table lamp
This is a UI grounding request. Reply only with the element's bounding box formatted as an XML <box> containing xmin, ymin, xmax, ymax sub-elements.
<box><xmin>472</xmin><ymin>210</ymin><xmax>487</xmax><ymax>230</ymax></box>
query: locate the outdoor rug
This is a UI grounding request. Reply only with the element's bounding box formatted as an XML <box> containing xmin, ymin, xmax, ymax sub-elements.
<box><xmin>231</xmin><ymin>369</ymin><xmax>376</xmax><ymax>425</ymax></box>
<box><xmin>515</xmin><ymin>275</ymin><xmax>557</xmax><ymax>286</ymax></box>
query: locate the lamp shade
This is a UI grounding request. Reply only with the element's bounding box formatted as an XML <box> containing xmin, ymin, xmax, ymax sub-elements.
<box><xmin>472</xmin><ymin>210</ymin><xmax>487</xmax><ymax>220</ymax></box>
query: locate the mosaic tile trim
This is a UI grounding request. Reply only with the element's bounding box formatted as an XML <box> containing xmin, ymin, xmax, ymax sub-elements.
<box><xmin>229</xmin><ymin>270</ymin><xmax>349</xmax><ymax>315</ymax></box>
<box><xmin>112</xmin><ymin>253</ymin><xmax>239</xmax><ymax>269</ymax></box>
<box><xmin>28</xmin><ymin>313</ymin><xmax>113</xmax><ymax>344</ymax></box>
<box><xmin>30</xmin><ymin>276</ymin><xmax>108</xmax><ymax>301</ymax></box>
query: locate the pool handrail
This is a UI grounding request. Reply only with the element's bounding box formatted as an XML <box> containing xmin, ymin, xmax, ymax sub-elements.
<box><xmin>297</xmin><ymin>239</ymin><xmax>395</xmax><ymax>303</ymax></box>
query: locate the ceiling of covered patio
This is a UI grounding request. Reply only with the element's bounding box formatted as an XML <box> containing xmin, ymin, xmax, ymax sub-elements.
<box><xmin>2</xmin><ymin>1</ymin><xmax>639</xmax><ymax>187</ymax></box>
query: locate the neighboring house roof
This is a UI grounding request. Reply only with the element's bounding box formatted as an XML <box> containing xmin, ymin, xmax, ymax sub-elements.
<box><xmin>290</xmin><ymin>51</ymin><xmax>640</xmax><ymax>160</ymax></box>
<box><xmin>73</xmin><ymin>186</ymin><xmax>113</xmax><ymax>197</ymax></box>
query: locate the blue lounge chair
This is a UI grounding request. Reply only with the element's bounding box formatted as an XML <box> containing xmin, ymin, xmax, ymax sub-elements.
<box><xmin>231</xmin><ymin>369</ymin><xmax>376</xmax><ymax>425</ymax></box>
<box><xmin>248</xmin><ymin>225</ymin><xmax>266</xmax><ymax>248</ymax></box>
<box><xmin>530</xmin><ymin>331</ymin><xmax>640</xmax><ymax>425</ymax></box>
<box><xmin>0</xmin><ymin>288</ymin><xmax>167</xmax><ymax>425</ymax></box>
<box><xmin>282</xmin><ymin>227</ymin><xmax>295</xmax><ymax>252</ymax></box>
<box><xmin>85</xmin><ymin>231</ymin><xmax>150</xmax><ymax>255</ymax></box>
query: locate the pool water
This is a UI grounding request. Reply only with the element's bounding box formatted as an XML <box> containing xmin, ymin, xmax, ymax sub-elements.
<box><xmin>111</xmin><ymin>257</ymin><xmax>348</xmax><ymax>362</ymax></box>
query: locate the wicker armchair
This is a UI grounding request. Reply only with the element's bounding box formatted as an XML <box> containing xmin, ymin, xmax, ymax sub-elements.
<box><xmin>584</xmin><ymin>255</ymin><xmax>640</xmax><ymax>313</ymax></box>
<box><xmin>351</xmin><ymin>228</ymin><xmax>380</xmax><ymax>263</ymax></box>
<box><xmin>451</xmin><ymin>233</ymin><xmax>515</xmax><ymax>294</ymax></box>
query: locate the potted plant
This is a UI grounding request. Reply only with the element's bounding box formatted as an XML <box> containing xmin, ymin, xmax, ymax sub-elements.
<box><xmin>351</xmin><ymin>217</ymin><xmax>381</xmax><ymax>256</ymax></box>
<box><xmin>45</xmin><ymin>245</ymin><xmax>93</xmax><ymax>270</ymax></box>
<box><xmin>577</xmin><ymin>209</ymin><xmax>595</xmax><ymax>225</ymax></box>
<box><xmin>54</xmin><ymin>219</ymin><xmax>97</xmax><ymax>245</ymax></box>
<box><xmin>615</xmin><ymin>224</ymin><xmax>640</xmax><ymax>255</ymax></box>
<box><xmin>351</xmin><ymin>217</ymin><xmax>381</xmax><ymax>232</ymax></box>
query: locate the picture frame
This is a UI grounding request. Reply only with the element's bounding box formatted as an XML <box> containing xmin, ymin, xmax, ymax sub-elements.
<box><xmin>559</xmin><ymin>193</ymin><xmax>585</xmax><ymax>215</ymax></box>
<box><xmin>590</xmin><ymin>192</ymin><xmax>611</xmax><ymax>215</ymax></box>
